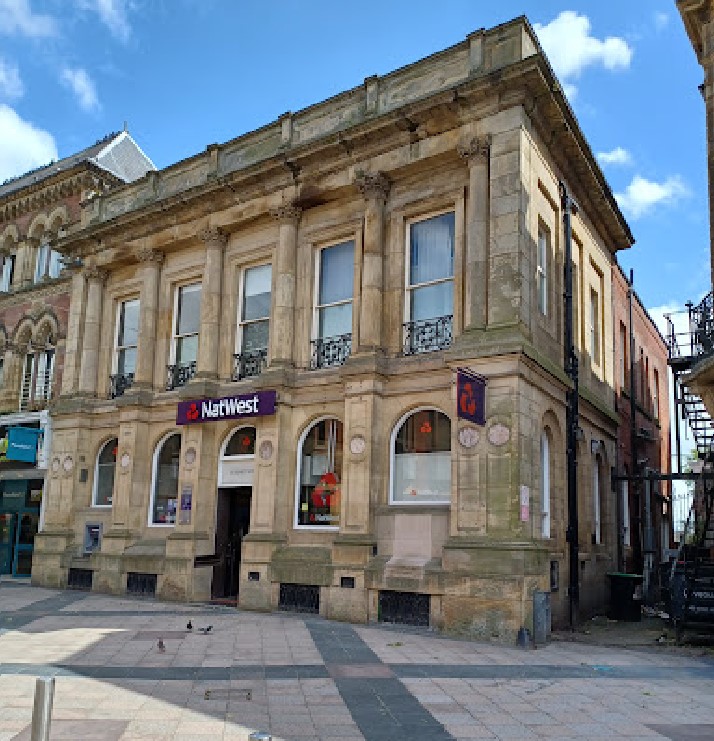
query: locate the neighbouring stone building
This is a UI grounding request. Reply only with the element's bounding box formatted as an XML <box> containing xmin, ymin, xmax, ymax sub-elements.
<box><xmin>32</xmin><ymin>17</ymin><xmax>635</xmax><ymax>635</ymax></box>
<box><xmin>0</xmin><ymin>131</ymin><xmax>154</xmax><ymax>578</ymax></box>
<box><xmin>611</xmin><ymin>265</ymin><xmax>671</xmax><ymax>591</ymax></box>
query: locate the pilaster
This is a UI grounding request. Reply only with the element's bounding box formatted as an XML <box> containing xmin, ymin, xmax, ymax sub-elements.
<box><xmin>133</xmin><ymin>248</ymin><xmax>164</xmax><ymax>390</ymax></box>
<box><xmin>77</xmin><ymin>266</ymin><xmax>107</xmax><ymax>396</ymax></box>
<box><xmin>196</xmin><ymin>227</ymin><xmax>227</xmax><ymax>379</ymax></box>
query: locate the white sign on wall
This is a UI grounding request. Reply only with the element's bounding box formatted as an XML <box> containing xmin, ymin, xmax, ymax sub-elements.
<box><xmin>219</xmin><ymin>460</ymin><xmax>255</xmax><ymax>487</ymax></box>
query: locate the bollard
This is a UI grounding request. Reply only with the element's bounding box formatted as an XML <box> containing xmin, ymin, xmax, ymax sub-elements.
<box><xmin>249</xmin><ymin>733</ymin><xmax>272</xmax><ymax>741</ymax></box>
<box><xmin>30</xmin><ymin>676</ymin><xmax>55</xmax><ymax>741</ymax></box>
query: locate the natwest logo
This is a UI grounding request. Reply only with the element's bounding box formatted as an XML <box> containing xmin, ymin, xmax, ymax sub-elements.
<box><xmin>177</xmin><ymin>390</ymin><xmax>277</xmax><ymax>425</ymax></box>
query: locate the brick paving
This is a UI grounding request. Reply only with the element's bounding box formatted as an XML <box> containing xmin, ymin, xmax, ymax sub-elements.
<box><xmin>1</xmin><ymin>582</ymin><xmax>714</xmax><ymax>740</ymax></box>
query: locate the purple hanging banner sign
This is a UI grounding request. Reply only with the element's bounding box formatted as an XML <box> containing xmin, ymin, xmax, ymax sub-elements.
<box><xmin>456</xmin><ymin>369</ymin><xmax>487</xmax><ymax>426</ymax></box>
<box><xmin>177</xmin><ymin>389</ymin><xmax>277</xmax><ymax>425</ymax></box>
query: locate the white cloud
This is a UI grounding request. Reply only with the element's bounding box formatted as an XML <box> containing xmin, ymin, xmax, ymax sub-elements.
<box><xmin>0</xmin><ymin>104</ymin><xmax>57</xmax><ymax>182</ymax></box>
<box><xmin>615</xmin><ymin>175</ymin><xmax>689</xmax><ymax>219</ymax></box>
<box><xmin>77</xmin><ymin>0</ymin><xmax>131</xmax><ymax>42</ymax></box>
<box><xmin>60</xmin><ymin>67</ymin><xmax>99</xmax><ymax>112</ymax></box>
<box><xmin>534</xmin><ymin>11</ymin><xmax>633</xmax><ymax>99</ymax></box>
<box><xmin>0</xmin><ymin>0</ymin><xmax>57</xmax><ymax>37</ymax></box>
<box><xmin>597</xmin><ymin>147</ymin><xmax>632</xmax><ymax>167</ymax></box>
<box><xmin>654</xmin><ymin>12</ymin><xmax>669</xmax><ymax>31</ymax></box>
<box><xmin>0</xmin><ymin>58</ymin><xmax>23</xmax><ymax>99</ymax></box>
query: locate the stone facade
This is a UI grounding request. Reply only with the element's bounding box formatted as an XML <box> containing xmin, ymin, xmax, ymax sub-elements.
<box><xmin>32</xmin><ymin>18</ymin><xmax>633</xmax><ymax>636</ymax></box>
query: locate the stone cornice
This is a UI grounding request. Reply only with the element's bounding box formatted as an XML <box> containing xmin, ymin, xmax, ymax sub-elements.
<box><xmin>269</xmin><ymin>204</ymin><xmax>302</xmax><ymax>224</ymax></box>
<box><xmin>355</xmin><ymin>171</ymin><xmax>390</xmax><ymax>202</ymax></box>
<box><xmin>198</xmin><ymin>226</ymin><xmax>228</xmax><ymax>248</ymax></box>
<box><xmin>135</xmin><ymin>248</ymin><xmax>164</xmax><ymax>264</ymax></box>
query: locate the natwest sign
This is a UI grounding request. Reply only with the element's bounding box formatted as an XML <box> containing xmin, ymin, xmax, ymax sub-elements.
<box><xmin>177</xmin><ymin>390</ymin><xmax>277</xmax><ymax>425</ymax></box>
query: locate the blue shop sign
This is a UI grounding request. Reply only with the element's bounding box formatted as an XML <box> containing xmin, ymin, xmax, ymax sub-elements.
<box><xmin>6</xmin><ymin>427</ymin><xmax>42</xmax><ymax>464</ymax></box>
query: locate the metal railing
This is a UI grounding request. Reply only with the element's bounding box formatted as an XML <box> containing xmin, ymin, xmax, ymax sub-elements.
<box><xmin>166</xmin><ymin>361</ymin><xmax>197</xmax><ymax>390</ymax></box>
<box><xmin>109</xmin><ymin>372</ymin><xmax>134</xmax><ymax>398</ymax></box>
<box><xmin>403</xmin><ymin>315</ymin><xmax>453</xmax><ymax>355</ymax></box>
<box><xmin>232</xmin><ymin>348</ymin><xmax>267</xmax><ymax>380</ymax></box>
<box><xmin>665</xmin><ymin>291</ymin><xmax>714</xmax><ymax>362</ymax></box>
<box><xmin>310</xmin><ymin>333</ymin><xmax>352</xmax><ymax>369</ymax></box>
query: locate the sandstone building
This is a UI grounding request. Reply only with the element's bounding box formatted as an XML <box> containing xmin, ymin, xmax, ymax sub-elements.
<box><xmin>0</xmin><ymin>131</ymin><xmax>154</xmax><ymax>577</ymax></box>
<box><xmin>33</xmin><ymin>18</ymin><xmax>634</xmax><ymax>635</ymax></box>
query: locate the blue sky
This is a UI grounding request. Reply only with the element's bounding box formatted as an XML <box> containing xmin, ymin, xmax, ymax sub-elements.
<box><xmin>0</xmin><ymin>1</ymin><xmax>707</xmax><ymax>320</ymax></box>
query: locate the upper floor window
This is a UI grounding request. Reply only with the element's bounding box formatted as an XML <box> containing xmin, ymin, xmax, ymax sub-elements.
<box><xmin>311</xmin><ymin>241</ymin><xmax>353</xmax><ymax>369</ymax></box>
<box><xmin>391</xmin><ymin>408</ymin><xmax>451</xmax><ymax>504</ymax></box>
<box><xmin>111</xmin><ymin>299</ymin><xmax>139</xmax><ymax>398</ymax></box>
<box><xmin>34</xmin><ymin>241</ymin><xmax>62</xmax><ymax>282</ymax></box>
<box><xmin>93</xmin><ymin>438</ymin><xmax>118</xmax><ymax>507</ymax></box>
<box><xmin>593</xmin><ymin>454</ymin><xmax>602</xmax><ymax>545</ymax></box>
<box><xmin>589</xmin><ymin>287</ymin><xmax>600</xmax><ymax>366</ymax></box>
<box><xmin>0</xmin><ymin>254</ymin><xmax>15</xmax><ymax>292</ymax></box>
<box><xmin>653</xmin><ymin>369</ymin><xmax>660</xmax><ymax>420</ymax></box>
<box><xmin>404</xmin><ymin>212</ymin><xmax>454</xmax><ymax>354</ymax></box>
<box><xmin>20</xmin><ymin>348</ymin><xmax>54</xmax><ymax>411</ymax></box>
<box><xmin>296</xmin><ymin>418</ymin><xmax>343</xmax><ymax>528</ymax></box>
<box><xmin>541</xmin><ymin>430</ymin><xmax>551</xmax><ymax>538</ymax></box>
<box><xmin>167</xmin><ymin>283</ymin><xmax>200</xmax><ymax>389</ymax></box>
<box><xmin>234</xmin><ymin>264</ymin><xmax>271</xmax><ymax>380</ymax></box>
<box><xmin>619</xmin><ymin>321</ymin><xmax>627</xmax><ymax>389</ymax></box>
<box><xmin>537</xmin><ymin>226</ymin><xmax>549</xmax><ymax>316</ymax></box>
<box><xmin>622</xmin><ymin>478</ymin><xmax>630</xmax><ymax>547</ymax></box>
<box><xmin>149</xmin><ymin>432</ymin><xmax>181</xmax><ymax>525</ymax></box>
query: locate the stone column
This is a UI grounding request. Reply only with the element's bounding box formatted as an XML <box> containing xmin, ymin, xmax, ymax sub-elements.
<box><xmin>355</xmin><ymin>172</ymin><xmax>390</xmax><ymax>353</ymax></box>
<box><xmin>22</xmin><ymin>237</ymin><xmax>39</xmax><ymax>287</ymax></box>
<box><xmin>196</xmin><ymin>227</ymin><xmax>227</xmax><ymax>379</ymax></box>
<box><xmin>78</xmin><ymin>266</ymin><xmax>107</xmax><ymax>396</ymax></box>
<box><xmin>61</xmin><ymin>269</ymin><xmax>87</xmax><ymax>396</ymax></box>
<box><xmin>458</xmin><ymin>136</ymin><xmax>490</xmax><ymax>330</ymax></box>
<box><xmin>269</xmin><ymin>205</ymin><xmax>301</xmax><ymax>367</ymax></box>
<box><xmin>133</xmin><ymin>249</ymin><xmax>164</xmax><ymax>389</ymax></box>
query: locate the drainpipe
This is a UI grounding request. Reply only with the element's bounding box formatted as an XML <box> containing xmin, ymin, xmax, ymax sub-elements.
<box><xmin>628</xmin><ymin>270</ymin><xmax>642</xmax><ymax>573</ymax></box>
<box><xmin>560</xmin><ymin>181</ymin><xmax>579</xmax><ymax>629</ymax></box>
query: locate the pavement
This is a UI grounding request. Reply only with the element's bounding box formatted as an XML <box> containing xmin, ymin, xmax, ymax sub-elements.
<box><xmin>1</xmin><ymin>582</ymin><xmax>714</xmax><ymax>740</ymax></box>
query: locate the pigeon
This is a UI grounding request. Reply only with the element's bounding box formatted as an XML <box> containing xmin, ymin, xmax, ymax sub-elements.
<box><xmin>157</xmin><ymin>638</ymin><xmax>165</xmax><ymax>653</ymax></box>
<box><xmin>186</xmin><ymin>620</ymin><xmax>193</xmax><ymax>630</ymax></box>
<box><xmin>198</xmin><ymin>625</ymin><xmax>213</xmax><ymax>634</ymax></box>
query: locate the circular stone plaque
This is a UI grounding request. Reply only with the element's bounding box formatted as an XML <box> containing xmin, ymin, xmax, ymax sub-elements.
<box><xmin>350</xmin><ymin>435</ymin><xmax>366</xmax><ymax>456</ymax></box>
<box><xmin>487</xmin><ymin>423</ymin><xmax>511</xmax><ymax>447</ymax></box>
<box><xmin>458</xmin><ymin>426</ymin><xmax>479</xmax><ymax>449</ymax></box>
<box><xmin>120</xmin><ymin>452</ymin><xmax>131</xmax><ymax>469</ymax></box>
<box><xmin>259</xmin><ymin>440</ymin><xmax>273</xmax><ymax>461</ymax></box>
<box><xmin>184</xmin><ymin>447</ymin><xmax>197</xmax><ymax>465</ymax></box>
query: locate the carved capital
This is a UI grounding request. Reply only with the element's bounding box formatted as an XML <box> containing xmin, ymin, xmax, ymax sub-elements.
<box><xmin>269</xmin><ymin>204</ymin><xmax>302</xmax><ymax>224</ymax></box>
<box><xmin>458</xmin><ymin>135</ymin><xmax>491</xmax><ymax>165</ymax></box>
<box><xmin>25</xmin><ymin>236</ymin><xmax>40</xmax><ymax>249</ymax></box>
<box><xmin>135</xmin><ymin>248</ymin><xmax>165</xmax><ymax>265</ymax></box>
<box><xmin>355</xmin><ymin>171</ymin><xmax>390</xmax><ymax>202</ymax></box>
<box><xmin>82</xmin><ymin>265</ymin><xmax>108</xmax><ymax>284</ymax></box>
<box><xmin>198</xmin><ymin>226</ymin><xmax>228</xmax><ymax>249</ymax></box>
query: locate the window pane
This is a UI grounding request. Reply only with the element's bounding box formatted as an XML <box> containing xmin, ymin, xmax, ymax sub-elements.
<box><xmin>225</xmin><ymin>427</ymin><xmax>256</xmax><ymax>456</ymax></box>
<box><xmin>177</xmin><ymin>335</ymin><xmax>198</xmax><ymax>364</ymax></box>
<box><xmin>242</xmin><ymin>320</ymin><xmax>269</xmax><ymax>351</ymax></box>
<box><xmin>393</xmin><ymin>452</ymin><xmax>451</xmax><ymax>503</ymax></box>
<box><xmin>319</xmin><ymin>303</ymin><xmax>352</xmax><ymax>338</ymax></box>
<box><xmin>177</xmin><ymin>284</ymin><xmax>201</xmax><ymax>335</ymax></box>
<box><xmin>119</xmin><ymin>300</ymin><xmax>140</xmax><ymax>347</ymax></box>
<box><xmin>118</xmin><ymin>347</ymin><xmax>136</xmax><ymax>375</ymax></box>
<box><xmin>49</xmin><ymin>250</ymin><xmax>62</xmax><ymax>279</ymax></box>
<box><xmin>34</xmin><ymin>244</ymin><xmax>48</xmax><ymax>282</ymax></box>
<box><xmin>96</xmin><ymin>440</ymin><xmax>117</xmax><ymax>506</ymax></box>
<box><xmin>409</xmin><ymin>213</ymin><xmax>454</xmax><ymax>286</ymax></box>
<box><xmin>298</xmin><ymin>419</ymin><xmax>342</xmax><ymax>526</ymax></box>
<box><xmin>319</xmin><ymin>241</ymin><xmax>354</xmax><ymax>305</ymax></box>
<box><xmin>152</xmin><ymin>434</ymin><xmax>181</xmax><ymax>524</ymax></box>
<box><xmin>410</xmin><ymin>282</ymin><xmax>453</xmax><ymax>321</ymax></box>
<box><xmin>395</xmin><ymin>409</ymin><xmax>451</xmax><ymax>454</ymax></box>
<box><xmin>243</xmin><ymin>265</ymin><xmax>272</xmax><ymax>321</ymax></box>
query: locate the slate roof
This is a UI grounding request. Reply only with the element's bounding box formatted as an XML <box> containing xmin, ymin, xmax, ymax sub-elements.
<box><xmin>0</xmin><ymin>130</ymin><xmax>155</xmax><ymax>200</ymax></box>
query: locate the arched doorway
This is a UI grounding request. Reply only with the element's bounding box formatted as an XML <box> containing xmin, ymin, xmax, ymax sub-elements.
<box><xmin>212</xmin><ymin>427</ymin><xmax>255</xmax><ymax>601</ymax></box>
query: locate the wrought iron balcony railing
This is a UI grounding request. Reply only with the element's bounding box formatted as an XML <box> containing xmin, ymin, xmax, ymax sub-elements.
<box><xmin>232</xmin><ymin>348</ymin><xmax>267</xmax><ymax>380</ymax></box>
<box><xmin>166</xmin><ymin>361</ymin><xmax>197</xmax><ymax>390</ymax></box>
<box><xmin>403</xmin><ymin>315</ymin><xmax>453</xmax><ymax>355</ymax></box>
<box><xmin>109</xmin><ymin>372</ymin><xmax>134</xmax><ymax>399</ymax></box>
<box><xmin>310</xmin><ymin>333</ymin><xmax>352</xmax><ymax>369</ymax></box>
<box><xmin>665</xmin><ymin>291</ymin><xmax>714</xmax><ymax>365</ymax></box>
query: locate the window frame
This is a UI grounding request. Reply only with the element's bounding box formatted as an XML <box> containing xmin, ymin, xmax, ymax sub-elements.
<box><xmin>170</xmin><ymin>282</ymin><xmax>201</xmax><ymax>366</ymax></box>
<box><xmin>593</xmin><ymin>455</ymin><xmax>602</xmax><ymax>545</ymax></box>
<box><xmin>622</xmin><ymin>478</ymin><xmax>630</xmax><ymax>547</ymax></box>
<box><xmin>389</xmin><ymin>406</ymin><xmax>452</xmax><ymax>506</ymax></box>
<box><xmin>589</xmin><ymin>287</ymin><xmax>601</xmax><ymax>366</ymax></box>
<box><xmin>311</xmin><ymin>240</ymin><xmax>355</xmax><ymax>343</ymax></box>
<box><xmin>536</xmin><ymin>225</ymin><xmax>549</xmax><ymax>316</ymax></box>
<box><xmin>236</xmin><ymin>262</ymin><xmax>272</xmax><ymax>355</ymax></box>
<box><xmin>653</xmin><ymin>369</ymin><xmax>660</xmax><ymax>420</ymax></box>
<box><xmin>148</xmin><ymin>431</ymin><xmax>181</xmax><ymax>528</ymax></box>
<box><xmin>294</xmin><ymin>416</ymin><xmax>343</xmax><ymax>531</ymax></box>
<box><xmin>0</xmin><ymin>253</ymin><xmax>15</xmax><ymax>292</ymax></box>
<box><xmin>403</xmin><ymin>209</ymin><xmax>456</xmax><ymax>327</ymax></box>
<box><xmin>113</xmin><ymin>297</ymin><xmax>140</xmax><ymax>376</ymax></box>
<box><xmin>19</xmin><ymin>348</ymin><xmax>55</xmax><ymax>411</ymax></box>
<box><xmin>92</xmin><ymin>438</ymin><xmax>118</xmax><ymax>508</ymax></box>
<box><xmin>541</xmin><ymin>430</ymin><xmax>551</xmax><ymax>538</ymax></box>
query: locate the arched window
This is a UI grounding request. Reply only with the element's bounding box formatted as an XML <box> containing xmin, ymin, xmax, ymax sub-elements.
<box><xmin>150</xmin><ymin>433</ymin><xmax>181</xmax><ymax>525</ymax></box>
<box><xmin>593</xmin><ymin>454</ymin><xmax>602</xmax><ymax>545</ymax></box>
<box><xmin>541</xmin><ymin>431</ymin><xmax>551</xmax><ymax>538</ymax></box>
<box><xmin>219</xmin><ymin>427</ymin><xmax>256</xmax><ymax>487</ymax></box>
<box><xmin>296</xmin><ymin>418</ymin><xmax>342</xmax><ymax>528</ymax></box>
<box><xmin>223</xmin><ymin>427</ymin><xmax>256</xmax><ymax>456</ymax></box>
<box><xmin>93</xmin><ymin>438</ymin><xmax>118</xmax><ymax>507</ymax></box>
<box><xmin>391</xmin><ymin>408</ymin><xmax>451</xmax><ymax>504</ymax></box>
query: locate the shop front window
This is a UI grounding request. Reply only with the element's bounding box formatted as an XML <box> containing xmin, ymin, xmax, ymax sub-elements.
<box><xmin>93</xmin><ymin>438</ymin><xmax>118</xmax><ymax>507</ymax></box>
<box><xmin>391</xmin><ymin>408</ymin><xmax>451</xmax><ymax>504</ymax></box>
<box><xmin>296</xmin><ymin>418</ymin><xmax>342</xmax><ymax>527</ymax></box>
<box><xmin>150</xmin><ymin>433</ymin><xmax>181</xmax><ymax>525</ymax></box>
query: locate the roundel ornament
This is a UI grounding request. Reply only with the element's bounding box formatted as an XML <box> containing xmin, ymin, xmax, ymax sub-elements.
<box><xmin>458</xmin><ymin>426</ymin><xmax>479</xmax><ymax>449</ymax></box>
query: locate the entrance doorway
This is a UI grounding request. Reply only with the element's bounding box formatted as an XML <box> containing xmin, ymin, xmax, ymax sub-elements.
<box><xmin>0</xmin><ymin>482</ymin><xmax>41</xmax><ymax>577</ymax></box>
<box><xmin>212</xmin><ymin>487</ymin><xmax>252</xmax><ymax>600</ymax></box>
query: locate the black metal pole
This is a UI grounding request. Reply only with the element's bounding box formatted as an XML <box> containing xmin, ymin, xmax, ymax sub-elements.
<box><xmin>628</xmin><ymin>270</ymin><xmax>643</xmax><ymax>573</ymax></box>
<box><xmin>560</xmin><ymin>180</ymin><xmax>579</xmax><ymax>629</ymax></box>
